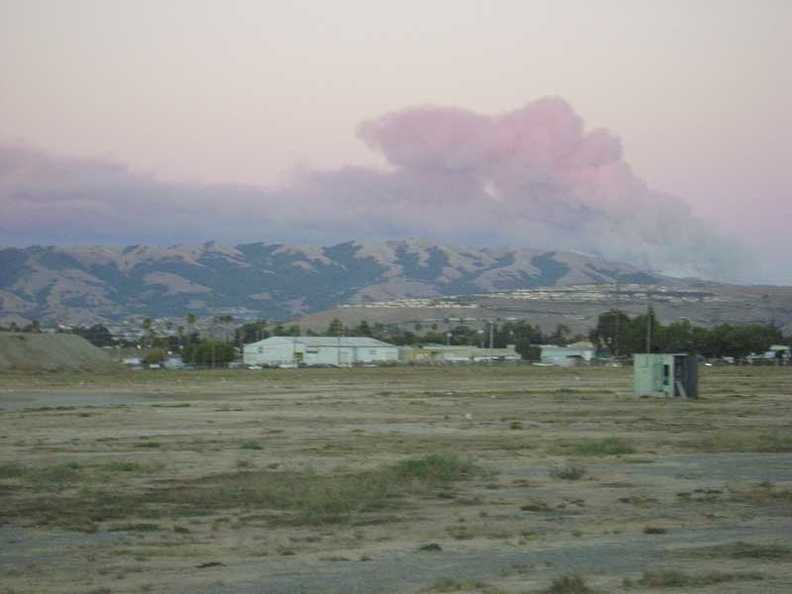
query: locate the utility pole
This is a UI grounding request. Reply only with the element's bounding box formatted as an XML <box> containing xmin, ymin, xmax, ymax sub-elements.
<box><xmin>211</xmin><ymin>291</ymin><xmax>216</xmax><ymax>369</ymax></box>
<box><xmin>614</xmin><ymin>282</ymin><xmax>620</xmax><ymax>357</ymax></box>
<box><xmin>645</xmin><ymin>287</ymin><xmax>652</xmax><ymax>354</ymax></box>
<box><xmin>489</xmin><ymin>320</ymin><xmax>494</xmax><ymax>364</ymax></box>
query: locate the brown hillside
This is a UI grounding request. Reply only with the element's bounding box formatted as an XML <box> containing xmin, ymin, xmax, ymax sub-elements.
<box><xmin>0</xmin><ymin>333</ymin><xmax>120</xmax><ymax>372</ymax></box>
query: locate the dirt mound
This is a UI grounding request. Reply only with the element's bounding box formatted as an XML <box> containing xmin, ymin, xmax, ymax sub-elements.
<box><xmin>0</xmin><ymin>332</ymin><xmax>120</xmax><ymax>372</ymax></box>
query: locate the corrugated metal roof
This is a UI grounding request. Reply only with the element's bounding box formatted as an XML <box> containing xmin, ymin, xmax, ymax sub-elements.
<box><xmin>246</xmin><ymin>336</ymin><xmax>397</xmax><ymax>348</ymax></box>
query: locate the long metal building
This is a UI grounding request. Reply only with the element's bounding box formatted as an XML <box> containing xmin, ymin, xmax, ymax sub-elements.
<box><xmin>242</xmin><ymin>336</ymin><xmax>399</xmax><ymax>367</ymax></box>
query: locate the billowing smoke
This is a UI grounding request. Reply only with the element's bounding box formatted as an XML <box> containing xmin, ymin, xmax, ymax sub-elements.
<box><xmin>0</xmin><ymin>98</ymin><xmax>746</xmax><ymax>279</ymax></box>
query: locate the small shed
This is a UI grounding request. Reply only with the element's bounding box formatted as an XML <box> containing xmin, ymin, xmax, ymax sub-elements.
<box><xmin>633</xmin><ymin>353</ymin><xmax>698</xmax><ymax>398</ymax></box>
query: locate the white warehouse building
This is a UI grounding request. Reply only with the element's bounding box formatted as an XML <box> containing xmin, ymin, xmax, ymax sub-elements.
<box><xmin>243</xmin><ymin>336</ymin><xmax>399</xmax><ymax>367</ymax></box>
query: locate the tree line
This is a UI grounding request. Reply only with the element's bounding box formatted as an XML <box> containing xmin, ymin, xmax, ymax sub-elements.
<box><xmin>2</xmin><ymin>309</ymin><xmax>788</xmax><ymax>363</ymax></box>
<box><xmin>589</xmin><ymin>308</ymin><xmax>785</xmax><ymax>360</ymax></box>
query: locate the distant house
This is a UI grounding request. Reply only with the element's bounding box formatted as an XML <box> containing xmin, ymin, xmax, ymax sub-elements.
<box><xmin>242</xmin><ymin>336</ymin><xmax>399</xmax><ymax>367</ymax></box>
<box><xmin>539</xmin><ymin>342</ymin><xmax>595</xmax><ymax>366</ymax></box>
<box><xmin>163</xmin><ymin>355</ymin><xmax>186</xmax><ymax>369</ymax></box>
<box><xmin>761</xmin><ymin>345</ymin><xmax>791</xmax><ymax>364</ymax></box>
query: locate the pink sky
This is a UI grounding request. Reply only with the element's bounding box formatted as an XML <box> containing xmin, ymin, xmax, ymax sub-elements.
<box><xmin>1</xmin><ymin>0</ymin><xmax>790</xmax><ymax>284</ymax></box>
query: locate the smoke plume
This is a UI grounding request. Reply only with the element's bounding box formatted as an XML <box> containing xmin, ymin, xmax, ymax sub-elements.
<box><xmin>0</xmin><ymin>98</ymin><xmax>746</xmax><ymax>279</ymax></box>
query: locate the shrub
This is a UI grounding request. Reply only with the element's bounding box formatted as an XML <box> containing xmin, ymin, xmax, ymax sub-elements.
<box><xmin>550</xmin><ymin>463</ymin><xmax>587</xmax><ymax>480</ymax></box>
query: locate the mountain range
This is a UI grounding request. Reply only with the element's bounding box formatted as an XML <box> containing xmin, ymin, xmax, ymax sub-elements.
<box><xmin>1</xmin><ymin>240</ymin><xmax>789</xmax><ymax>334</ymax></box>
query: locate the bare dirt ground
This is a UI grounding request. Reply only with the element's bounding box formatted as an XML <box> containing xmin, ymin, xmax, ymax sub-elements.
<box><xmin>1</xmin><ymin>366</ymin><xmax>790</xmax><ymax>594</ymax></box>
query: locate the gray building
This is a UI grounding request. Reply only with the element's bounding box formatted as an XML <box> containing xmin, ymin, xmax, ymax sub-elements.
<box><xmin>243</xmin><ymin>336</ymin><xmax>399</xmax><ymax>367</ymax></box>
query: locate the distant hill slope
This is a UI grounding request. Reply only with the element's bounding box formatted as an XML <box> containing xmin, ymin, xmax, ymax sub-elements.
<box><xmin>0</xmin><ymin>240</ymin><xmax>660</xmax><ymax>325</ymax></box>
<box><xmin>0</xmin><ymin>333</ymin><xmax>119</xmax><ymax>372</ymax></box>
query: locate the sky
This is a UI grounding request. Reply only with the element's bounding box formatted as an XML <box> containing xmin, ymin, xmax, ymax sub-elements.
<box><xmin>1</xmin><ymin>0</ymin><xmax>790</xmax><ymax>284</ymax></box>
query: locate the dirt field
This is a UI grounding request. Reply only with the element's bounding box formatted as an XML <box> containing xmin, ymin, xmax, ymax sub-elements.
<box><xmin>1</xmin><ymin>366</ymin><xmax>790</xmax><ymax>593</ymax></box>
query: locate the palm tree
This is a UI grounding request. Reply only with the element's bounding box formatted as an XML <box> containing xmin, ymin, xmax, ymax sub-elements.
<box><xmin>220</xmin><ymin>315</ymin><xmax>234</xmax><ymax>343</ymax></box>
<box><xmin>142</xmin><ymin>318</ymin><xmax>154</xmax><ymax>347</ymax></box>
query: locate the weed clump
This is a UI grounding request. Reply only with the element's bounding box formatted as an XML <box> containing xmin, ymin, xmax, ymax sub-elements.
<box><xmin>691</xmin><ymin>541</ymin><xmax>791</xmax><ymax>560</ymax></box>
<box><xmin>543</xmin><ymin>574</ymin><xmax>596</xmax><ymax>593</ymax></box>
<box><xmin>581</xmin><ymin>437</ymin><xmax>635</xmax><ymax>455</ymax></box>
<box><xmin>391</xmin><ymin>453</ymin><xmax>480</xmax><ymax>487</ymax></box>
<box><xmin>166</xmin><ymin>454</ymin><xmax>481</xmax><ymax>526</ymax></box>
<box><xmin>550</xmin><ymin>463</ymin><xmax>587</xmax><ymax>481</ymax></box>
<box><xmin>683</xmin><ymin>430</ymin><xmax>792</xmax><ymax>453</ymax></box>
<box><xmin>623</xmin><ymin>570</ymin><xmax>763</xmax><ymax>588</ymax></box>
<box><xmin>422</xmin><ymin>578</ymin><xmax>506</xmax><ymax>593</ymax></box>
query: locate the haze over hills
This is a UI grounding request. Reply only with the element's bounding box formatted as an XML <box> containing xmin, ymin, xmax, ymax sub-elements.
<box><xmin>0</xmin><ymin>240</ymin><xmax>790</xmax><ymax>335</ymax></box>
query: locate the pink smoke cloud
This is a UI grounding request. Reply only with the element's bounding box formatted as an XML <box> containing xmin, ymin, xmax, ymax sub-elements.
<box><xmin>0</xmin><ymin>98</ymin><xmax>749</xmax><ymax>280</ymax></box>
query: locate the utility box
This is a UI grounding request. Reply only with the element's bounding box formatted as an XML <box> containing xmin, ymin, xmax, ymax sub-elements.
<box><xmin>633</xmin><ymin>354</ymin><xmax>698</xmax><ymax>398</ymax></box>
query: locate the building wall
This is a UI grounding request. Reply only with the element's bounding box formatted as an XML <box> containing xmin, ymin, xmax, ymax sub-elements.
<box><xmin>243</xmin><ymin>338</ymin><xmax>399</xmax><ymax>367</ymax></box>
<box><xmin>400</xmin><ymin>345</ymin><xmax>520</xmax><ymax>363</ymax></box>
<box><xmin>243</xmin><ymin>340</ymin><xmax>300</xmax><ymax>366</ymax></box>
<box><xmin>539</xmin><ymin>345</ymin><xmax>594</xmax><ymax>366</ymax></box>
<box><xmin>634</xmin><ymin>354</ymin><xmax>697</xmax><ymax>398</ymax></box>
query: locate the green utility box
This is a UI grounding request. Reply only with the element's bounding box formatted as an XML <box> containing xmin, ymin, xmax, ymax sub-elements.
<box><xmin>633</xmin><ymin>354</ymin><xmax>698</xmax><ymax>398</ymax></box>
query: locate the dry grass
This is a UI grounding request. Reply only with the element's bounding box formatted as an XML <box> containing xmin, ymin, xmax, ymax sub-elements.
<box><xmin>1</xmin><ymin>365</ymin><xmax>790</xmax><ymax>594</ymax></box>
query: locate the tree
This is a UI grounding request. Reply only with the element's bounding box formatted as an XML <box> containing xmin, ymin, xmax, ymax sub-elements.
<box><xmin>372</xmin><ymin>322</ymin><xmax>386</xmax><ymax>340</ymax></box>
<box><xmin>236</xmin><ymin>320</ymin><xmax>269</xmax><ymax>344</ymax></box>
<box><xmin>325</xmin><ymin>318</ymin><xmax>345</xmax><ymax>337</ymax></box>
<box><xmin>590</xmin><ymin>309</ymin><xmax>630</xmax><ymax>356</ymax></box>
<box><xmin>655</xmin><ymin>319</ymin><xmax>697</xmax><ymax>353</ymax></box>
<box><xmin>352</xmin><ymin>320</ymin><xmax>373</xmax><ymax>337</ymax></box>
<box><xmin>185</xmin><ymin>312</ymin><xmax>197</xmax><ymax>347</ymax></box>
<box><xmin>142</xmin><ymin>350</ymin><xmax>167</xmax><ymax>366</ymax></box>
<box><xmin>500</xmin><ymin>320</ymin><xmax>545</xmax><ymax>359</ymax></box>
<box><xmin>448</xmin><ymin>325</ymin><xmax>475</xmax><ymax>346</ymax></box>
<box><xmin>547</xmin><ymin>323</ymin><xmax>572</xmax><ymax>346</ymax></box>
<box><xmin>704</xmin><ymin>323</ymin><xmax>780</xmax><ymax>360</ymax></box>
<box><xmin>182</xmin><ymin>339</ymin><xmax>236</xmax><ymax>367</ymax></box>
<box><xmin>421</xmin><ymin>331</ymin><xmax>449</xmax><ymax>344</ymax></box>
<box><xmin>622</xmin><ymin>308</ymin><xmax>661</xmax><ymax>354</ymax></box>
<box><xmin>142</xmin><ymin>318</ymin><xmax>155</xmax><ymax>348</ymax></box>
<box><xmin>219</xmin><ymin>315</ymin><xmax>234</xmax><ymax>342</ymax></box>
<box><xmin>72</xmin><ymin>324</ymin><xmax>115</xmax><ymax>347</ymax></box>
